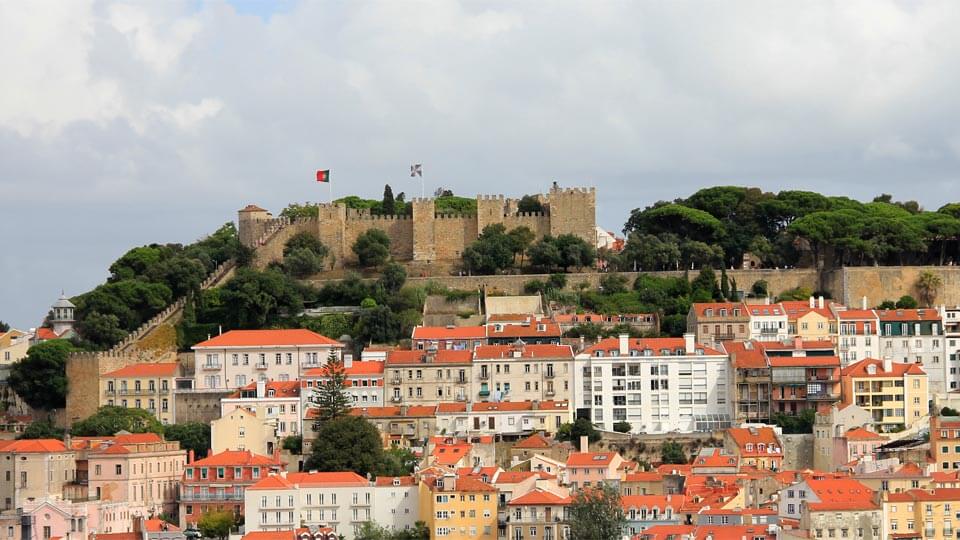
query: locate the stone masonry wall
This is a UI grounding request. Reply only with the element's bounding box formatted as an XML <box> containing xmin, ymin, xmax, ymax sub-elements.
<box><xmin>175</xmin><ymin>390</ymin><xmax>232</xmax><ymax>424</ymax></box>
<box><xmin>829</xmin><ymin>266</ymin><xmax>960</xmax><ymax>307</ymax></box>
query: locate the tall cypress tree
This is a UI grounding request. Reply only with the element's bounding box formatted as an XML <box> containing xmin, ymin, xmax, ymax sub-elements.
<box><xmin>382</xmin><ymin>184</ymin><xmax>396</xmax><ymax>215</ymax></box>
<box><xmin>720</xmin><ymin>268</ymin><xmax>731</xmax><ymax>300</ymax></box>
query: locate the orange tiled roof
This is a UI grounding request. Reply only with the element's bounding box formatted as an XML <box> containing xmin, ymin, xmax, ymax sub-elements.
<box><xmin>190</xmin><ymin>449</ymin><xmax>280</xmax><ymax>467</ymax></box>
<box><xmin>779</xmin><ymin>300</ymin><xmax>835</xmax><ymax>320</ymax></box>
<box><xmin>887</xmin><ymin>488</ymin><xmax>960</xmax><ymax>502</ymax></box>
<box><xmin>583</xmin><ymin>337</ymin><xmax>722</xmax><ymax>356</ymax></box>
<box><xmin>693</xmin><ymin>448</ymin><xmax>740</xmax><ymax>468</ymax></box>
<box><xmin>411</xmin><ymin>326</ymin><xmax>486</xmax><ymax>340</ymax></box>
<box><xmin>227</xmin><ymin>380</ymin><xmax>300</xmax><ymax>399</ymax></box>
<box><xmin>485</xmin><ymin>321</ymin><xmax>561</xmax><ymax>338</ymax></box>
<box><xmin>349</xmin><ymin>405</ymin><xmax>436</xmax><ymax>418</ymax></box>
<box><xmin>514</xmin><ymin>433</ymin><xmax>552</xmax><ymax>449</ymax></box>
<box><xmin>767</xmin><ymin>355</ymin><xmax>840</xmax><ymax>368</ymax></box>
<box><xmin>102</xmin><ymin>362</ymin><xmax>179</xmax><ymax>378</ymax></box>
<box><xmin>194</xmin><ymin>329</ymin><xmax>341</xmax><ymax>348</ymax></box>
<box><xmin>567</xmin><ymin>452</ymin><xmax>617</xmax><ymax>467</ymax></box>
<box><xmin>844</xmin><ymin>427</ymin><xmax>884</xmax><ymax>441</ymax></box>
<box><xmin>386</xmin><ymin>349</ymin><xmax>473</xmax><ymax>365</ymax></box>
<box><xmin>877</xmin><ymin>308</ymin><xmax>941</xmax><ymax>322</ymax></box>
<box><xmin>473</xmin><ymin>344</ymin><xmax>573</xmax><ymax>359</ymax></box>
<box><xmin>690</xmin><ymin>302</ymin><xmax>750</xmax><ymax>318</ymax></box>
<box><xmin>374</xmin><ymin>476</ymin><xmax>416</xmax><ymax>486</ymax></box>
<box><xmin>836</xmin><ymin>309</ymin><xmax>878</xmax><ymax>320</ymax></box>
<box><xmin>432</xmin><ymin>443</ymin><xmax>471</xmax><ymax>466</ymax></box>
<box><xmin>622</xmin><ymin>494</ymin><xmax>686</xmax><ymax>509</ymax></box>
<box><xmin>726</xmin><ymin>427</ymin><xmax>782</xmax><ymax>456</ymax></box>
<box><xmin>625</xmin><ymin>471</ymin><xmax>663</xmax><ymax>482</ymax></box>
<box><xmin>842</xmin><ymin>358</ymin><xmax>926</xmax><ymax>377</ymax></box>
<box><xmin>495</xmin><ymin>471</ymin><xmax>536</xmax><ymax>484</ymax></box>
<box><xmin>803</xmin><ymin>477</ymin><xmax>876</xmax><ymax>510</ymax></box>
<box><xmin>757</xmin><ymin>339</ymin><xmax>835</xmax><ymax>351</ymax></box>
<box><xmin>0</xmin><ymin>439</ymin><xmax>68</xmax><ymax>453</ymax></box>
<box><xmin>508</xmin><ymin>488</ymin><xmax>572</xmax><ymax>505</ymax></box>
<box><xmin>35</xmin><ymin>328</ymin><xmax>62</xmax><ymax>340</ymax></box>
<box><xmin>722</xmin><ymin>341</ymin><xmax>768</xmax><ymax>369</ymax></box>
<box><xmin>144</xmin><ymin>519</ymin><xmax>180</xmax><ymax>533</ymax></box>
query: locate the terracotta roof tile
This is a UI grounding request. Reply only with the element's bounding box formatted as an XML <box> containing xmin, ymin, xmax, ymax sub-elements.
<box><xmin>411</xmin><ymin>326</ymin><xmax>486</xmax><ymax>340</ymax></box>
<box><xmin>567</xmin><ymin>452</ymin><xmax>617</xmax><ymax>467</ymax></box>
<box><xmin>514</xmin><ymin>433</ymin><xmax>552</xmax><ymax>449</ymax></box>
<box><xmin>508</xmin><ymin>488</ymin><xmax>572</xmax><ymax>505</ymax></box>
<box><xmin>386</xmin><ymin>350</ymin><xmax>472</xmax><ymax>365</ymax></box>
<box><xmin>191</xmin><ymin>450</ymin><xmax>280</xmax><ymax>467</ymax></box>
<box><xmin>102</xmin><ymin>362</ymin><xmax>179</xmax><ymax>378</ymax></box>
<box><xmin>473</xmin><ymin>344</ymin><xmax>573</xmax><ymax>359</ymax></box>
<box><xmin>842</xmin><ymin>358</ymin><xmax>926</xmax><ymax>377</ymax></box>
<box><xmin>194</xmin><ymin>329</ymin><xmax>341</xmax><ymax>348</ymax></box>
<box><xmin>0</xmin><ymin>439</ymin><xmax>68</xmax><ymax>453</ymax></box>
<box><xmin>583</xmin><ymin>337</ymin><xmax>722</xmax><ymax>356</ymax></box>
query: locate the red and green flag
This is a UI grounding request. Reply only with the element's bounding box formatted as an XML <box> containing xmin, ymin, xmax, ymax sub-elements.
<box><xmin>316</xmin><ymin>169</ymin><xmax>330</xmax><ymax>183</ymax></box>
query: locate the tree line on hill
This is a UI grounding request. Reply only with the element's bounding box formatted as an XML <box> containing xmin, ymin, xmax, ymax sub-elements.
<box><xmin>621</xmin><ymin>186</ymin><xmax>960</xmax><ymax>271</ymax></box>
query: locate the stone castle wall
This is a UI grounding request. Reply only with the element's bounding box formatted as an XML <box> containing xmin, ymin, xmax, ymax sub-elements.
<box><xmin>244</xmin><ymin>186</ymin><xmax>597</xmax><ymax>270</ymax></box>
<box><xmin>827</xmin><ymin>266</ymin><xmax>960</xmax><ymax>307</ymax></box>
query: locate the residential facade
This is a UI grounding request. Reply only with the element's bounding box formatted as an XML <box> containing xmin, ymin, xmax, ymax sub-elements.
<box><xmin>746</xmin><ymin>303</ymin><xmax>788</xmax><ymax>342</ymax></box>
<box><xmin>834</xmin><ymin>308</ymin><xmax>880</xmax><ymax>367</ymax></box>
<box><xmin>878</xmin><ymin>308</ymin><xmax>947</xmax><ymax>394</ymax></box>
<box><xmin>505</xmin><ymin>488</ymin><xmax>570</xmax><ymax>540</ymax></box>
<box><xmin>687</xmin><ymin>303</ymin><xmax>751</xmax><ymax>344</ymax></box>
<box><xmin>472</xmin><ymin>344</ymin><xmax>574</xmax><ymax>403</ymax></box>
<box><xmin>840</xmin><ymin>358</ymin><xmax>928</xmax><ymax>432</ymax></box>
<box><xmin>385</xmin><ymin>350</ymin><xmax>472</xmax><ymax>405</ymax></box>
<box><xmin>212</xmin><ymin>405</ymin><xmax>279</xmax><ymax>455</ymax></box>
<box><xmin>100</xmin><ymin>363</ymin><xmax>179</xmax><ymax>425</ymax></box>
<box><xmin>723</xmin><ymin>341</ymin><xmax>771</xmax><ymax>424</ymax></box>
<box><xmin>434</xmin><ymin>401</ymin><xmax>573</xmax><ymax>439</ymax></box>
<box><xmin>221</xmin><ymin>380</ymin><xmax>302</xmax><ymax>439</ymax></box>
<box><xmin>85</xmin><ymin>433</ymin><xmax>186</xmax><ymax>516</ymax></box>
<box><xmin>302</xmin><ymin>361</ymin><xmax>384</xmax><ymax>407</ymax></box>
<box><xmin>418</xmin><ymin>473</ymin><xmax>498</xmax><ymax>540</ymax></box>
<box><xmin>179</xmin><ymin>450</ymin><xmax>283</xmax><ymax>528</ymax></box>
<box><xmin>0</xmin><ymin>439</ymin><xmax>76</xmax><ymax>509</ymax></box>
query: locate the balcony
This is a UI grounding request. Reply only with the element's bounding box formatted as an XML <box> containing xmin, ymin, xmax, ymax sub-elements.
<box><xmin>391</xmin><ymin>395</ymin><xmax>403</xmax><ymax>403</ymax></box>
<box><xmin>807</xmin><ymin>392</ymin><xmax>839</xmax><ymax>401</ymax></box>
<box><xmin>391</xmin><ymin>377</ymin><xmax>401</xmax><ymax>384</ymax></box>
<box><xmin>254</xmin><ymin>363</ymin><xmax>268</xmax><ymax>370</ymax></box>
<box><xmin>456</xmin><ymin>395</ymin><xmax>467</xmax><ymax>402</ymax></box>
<box><xmin>158</xmin><ymin>387</ymin><xmax>170</xmax><ymax>395</ymax></box>
<box><xmin>479</xmin><ymin>373</ymin><xmax>490</xmax><ymax>380</ymax></box>
<box><xmin>104</xmin><ymin>389</ymin><xmax>116</xmax><ymax>396</ymax></box>
<box><xmin>760</xmin><ymin>328</ymin><xmax>779</xmax><ymax>335</ymax></box>
<box><xmin>545</xmin><ymin>372</ymin><xmax>556</xmax><ymax>379</ymax></box>
<box><xmin>201</xmin><ymin>363</ymin><xmax>222</xmax><ymax>370</ymax></box>
<box><xmin>712</xmin><ymin>333</ymin><xmax>736</xmax><ymax>341</ymax></box>
<box><xmin>479</xmin><ymin>388</ymin><xmax>490</xmax><ymax>397</ymax></box>
<box><xmin>180</xmin><ymin>492</ymin><xmax>244</xmax><ymax>501</ymax></box>
<box><xmin>545</xmin><ymin>390</ymin><xmax>556</xmax><ymax>397</ymax></box>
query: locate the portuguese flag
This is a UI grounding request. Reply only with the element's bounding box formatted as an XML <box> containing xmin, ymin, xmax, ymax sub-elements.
<box><xmin>316</xmin><ymin>169</ymin><xmax>330</xmax><ymax>183</ymax></box>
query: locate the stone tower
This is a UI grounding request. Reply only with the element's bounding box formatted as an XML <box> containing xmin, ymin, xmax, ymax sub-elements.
<box><xmin>412</xmin><ymin>198</ymin><xmax>437</xmax><ymax>262</ymax></box>
<box><xmin>238</xmin><ymin>204</ymin><xmax>273</xmax><ymax>247</ymax></box>
<box><xmin>476</xmin><ymin>195</ymin><xmax>507</xmax><ymax>234</ymax></box>
<box><xmin>317</xmin><ymin>203</ymin><xmax>348</xmax><ymax>266</ymax></box>
<box><xmin>50</xmin><ymin>293</ymin><xmax>75</xmax><ymax>336</ymax></box>
<box><xmin>546</xmin><ymin>186</ymin><xmax>597</xmax><ymax>244</ymax></box>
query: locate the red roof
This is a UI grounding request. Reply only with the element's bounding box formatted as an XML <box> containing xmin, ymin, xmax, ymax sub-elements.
<box><xmin>692</xmin><ymin>448</ymin><xmax>740</xmax><ymax>468</ymax></box>
<box><xmin>837</xmin><ymin>309</ymin><xmax>878</xmax><ymax>320</ymax></box>
<box><xmin>473</xmin><ymin>344</ymin><xmax>573</xmax><ymax>359</ymax></box>
<box><xmin>424</xmin><ymin>475</ymin><xmax>496</xmax><ymax>492</ymax></box>
<box><xmin>583</xmin><ymin>337</ymin><xmax>722</xmax><ymax>356</ymax></box>
<box><xmin>690</xmin><ymin>302</ymin><xmax>749</xmax><ymax>318</ymax></box>
<box><xmin>190</xmin><ymin>449</ymin><xmax>280</xmax><ymax>467</ymax></box>
<box><xmin>349</xmin><ymin>405</ymin><xmax>436</xmax><ymax>418</ymax></box>
<box><xmin>722</xmin><ymin>341</ymin><xmax>768</xmax><ymax>369</ymax></box>
<box><xmin>194</xmin><ymin>329</ymin><xmax>341</xmax><ymax>348</ymax></box>
<box><xmin>386</xmin><ymin>350</ymin><xmax>472</xmax><ymax>365</ymax></box>
<box><xmin>886</xmin><ymin>488</ymin><xmax>960</xmax><ymax>502</ymax></box>
<box><xmin>757</xmin><ymin>339</ymin><xmax>835</xmax><ymax>351</ymax></box>
<box><xmin>625</xmin><ymin>471</ymin><xmax>663</xmax><ymax>482</ymax></box>
<box><xmin>102</xmin><ymin>362</ymin><xmax>179</xmax><ymax>378</ymax></box>
<box><xmin>432</xmin><ymin>443</ymin><xmax>472</xmax><ymax>466</ymax></box>
<box><xmin>495</xmin><ymin>471</ymin><xmax>537</xmax><ymax>483</ymax></box>
<box><xmin>844</xmin><ymin>427</ymin><xmax>884</xmax><ymax>441</ymax></box>
<box><xmin>567</xmin><ymin>452</ymin><xmax>617</xmax><ymax>467</ymax></box>
<box><xmin>622</xmin><ymin>494</ymin><xmax>686</xmax><ymax>509</ymax></box>
<box><xmin>803</xmin><ymin>477</ymin><xmax>877</xmax><ymax>510</ymax></box>
<box><xmin>144</xmin><ymin>519</ymin><xmax>180</xmax><ymax>533</ymax></box>
<box><xmin>779</xmin><ymin>300</ymin><xmax>835</xmax><ymax>320</ymax></box>
<box><xmin>35</xmin><ymin>328</ymin><xmax>62</xmax><ymax>340</ymax></box>
<box><xmin>767</xmin><ymin>355</ymin><xmax>840</xmax><ymax>368</ymax></box>
<box><xmin>508</xmin><ymin>488</ymin><xmax>572</xmax><ymax>505</ymax></box>
<box><xmin>726</xmin><ymin>427</ymin><xmax>782</xmax><ymax>457</ymax></box>
<box><xmin>877</xmin><ymin>308</ymin><xmax>941</xmax><ymax>322</ymax></box>
<box><xmin>227</xmin><ymin>380</ymin><xmax>300</xmax><ymax>399</ymax></box>
<box><xmin>514</xmin><ymin>433</ymin><xmax>552</xmax><ymax>449</ymax></box>
<box><xmin>411</xmin><ymin>326</ymin><xmax>486</xmax><ymax>340</ymax></box>
<box><xmin>0</xmin><ymin>439</ymin><xmax>68</xmax><ymax>453</ymax></box>
<box><xmin>374</xmin><ymin>476</ymin><xmax>416</xmax><ymax>486</ymax></box>
<box><xmin>486</xmin><ymin>321</ymin><xmax>561</xmax><ymax>338</ymax></box>
<box><xmin>842</xmin><ymin>358</ymin><xmax>926</xmax><ymax>377</ymax></box>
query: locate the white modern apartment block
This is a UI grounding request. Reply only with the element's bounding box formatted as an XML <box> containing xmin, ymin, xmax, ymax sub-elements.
<box><xmin>573</xmin><ymin>335</ymin><xmax>732</xmax><ymax>434</ymax></box>
<box><xmin>833</xmin><ymin>306</ymin><xmax>880</xmax><ymax>367</ymax></box>
<box><xmin>944</xmin><ymin>306</ymin><xmax>960</xmax><ymax>391</ymax></box>
<box><xmin>372</xmin><ymin>476</ymin><xmax>420</xmax><ymax>532</ymax></box>
<box><xmin>246</xmin><ymin>471</ymin><xmax>374</xmax><ymax>540</ymax></box>
<box><xmin>435</xmin><ymin>400</ymin><xmax>573</xmax><ymax>438</ymax></box>
<box><xmin>192</xmin><ymin>329</ymin><xmax>343</xmax><ymax>390</ymax></box>
<box><xmin>747</xmin><ymin>302</ymin><xmax>789</xmax><ymax>342</ymax></box>
<box><xmin>878</xmin><ymin>308</ymin><xmax>947</xmax><ymax>395</ymax></box>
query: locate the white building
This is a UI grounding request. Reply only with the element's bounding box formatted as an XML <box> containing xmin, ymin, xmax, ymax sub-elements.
<box><xmin>573</xmin><ymin>335</ymin><xmax>732</xmax><ymax>434</ymax></box>
<box><xmin>192</xmin><ymin>329</ymin><xmax>343</xmax><ymax>390</ymax></box>
<box><xmin>833</xmin><ymin>307</ymin><xmax>880</xmax><ymax>367</ymax></box>
<box><xmin>944</xmin><ymin>305</ymin><xmax>960</xmax><ymax>391</ymax></box>
<box><xmin>878</xmin><ymin>308</ymin><xmax>947</xmax><ymax>395</ymax></box>
<box><xmin>747</xmin><ymin>302</ymin><xmax>789</xmax><ymax>342</ymax></box>
<box><xmin>220</xmin><ymin>380</ymin><xmax>302</xmax><ymax>438</ymax></box>
<box><xmin>245</xmin><ymin>471</ymin><xmax>375</xmax><ymax>540</ymax></box>
<box><xmin>435</xmin><ymin>400</ymin><xmax>573</xmax><ymax>438</ymax></box>
<box><xmin>471</xmin><ymin>344</ymin><xmax>574</xmax><ymax>403</ymax></box>
<box><xmin>372</xmin><ymin>476</ymin><xmax>420</xmax><ymax>533</ymax></box>
<box><xmin>302</xmin><ymin>361</ymin><xmax>384</xmax><ymax>409</ymax></box>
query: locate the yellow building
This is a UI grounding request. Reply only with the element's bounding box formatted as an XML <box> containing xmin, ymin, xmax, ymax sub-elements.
<box><xmin>841</xmin><ymin>358</ymin><xmax>928</xmax><ymax>432</ymax></box>
<box><xmin>211</xmin><ymin>406</ymin><xmax>277</xmax><ymax>455</ymax></box>
<box><xmin>781</xmin><ymin>300</ymin><xmax>835</xmax><ymax>340</ymax></box>
<box><xmin>855</xmin><ymin>462</ymin><xmax>930</xmax><ymax>495</ymax></box>
<box><xmin>0</xmin><ymin>439</ymin><xmax>76</xmax><ymax>509</ymax></box>
<box><xmin>884</xmin><ymin>488</ymin><xmax>960</xmax><ymax>540</ymax></box>
<box><xmin>0</xmin><ymin>329</ymin><xmax>30</xmax><ymax>366</ymax></box>
<box><xmin>100</xmin><ymin>363</ymin><xmax>180</xmax><ymax>425</ymax></box>
<box><xmin>419</xmin><ymin>472</ymin><xmax>498</xmax><ymax>539</ymax></box>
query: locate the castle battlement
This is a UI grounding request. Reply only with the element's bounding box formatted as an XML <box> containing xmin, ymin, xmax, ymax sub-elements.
<box><xmin>240</xmin><ymin>185</ymin><xmax>596</xmax><ymax>267</ymax></box>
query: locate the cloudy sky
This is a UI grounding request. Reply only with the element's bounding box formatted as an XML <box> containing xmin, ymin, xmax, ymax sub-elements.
<box><xmin>3</xmin><ymin>0</ymin><xmax>960</xmax><ymax>329</ymax></box>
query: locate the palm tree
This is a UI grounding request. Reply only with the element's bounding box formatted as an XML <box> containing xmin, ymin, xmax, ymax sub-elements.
<box><xmin>916</xmin><ymin>271</ymin><xmax>943</xmax><ymax>306</ymax></box>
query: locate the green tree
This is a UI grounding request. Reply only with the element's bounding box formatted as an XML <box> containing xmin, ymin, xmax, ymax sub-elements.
<box><xmin>547</xmin><ymin>273</ymin><xmax>568</xmax><ymax>291</ymax></box>
<box><xmin>941</xmin><ymin>407</ymin><xmax>960</xmax><ymax>417</ymax></box>
<box><xmin>354</xmin><ymin>305</ymin><xmax>403</xmax><ymax>344</ymax></box>
<box><xmin>219</xmin><ymin>268</ymin><xmax>304</xmax><ymax>329</ymax></box>
<box><xmin>75</xmin><ymin>312</ymin><xmax>128</xmax><ymax>350</ymax></box>
<box><xmin>720</xmin><ymin>268</ymin><xmax>731</xmax><ymax>300</ymax></box>
<box><xmin>751</xmin><ymin>280</ymin><xmax>769</xmax><ymax>297</ymax></box>
<box><xmin>284</xmin><ymin>232</ymin><xmax>328</xmax><ymax>258</ymax></box>
<box><xmin>620</xmin><ymin>233</ymin><xmax>680</xmax><ymax>271</ymax></box>
<box><xmin>299</xmin><ymin>314</ymin><xmax>354</xmax><ymax>340</ymax></box>
<box><xmin>679</xmin><ymin>239</ymin><xmax>723</xmax><ymax>270</ymax></box>
<box><xmin>353</xmin><ymin>229</ymin><xmax>391</xmax><ymax>267</ymax></box>
<box><xmin>916</xmin><ymin>271</ymin><xmax>943</xmax><ymax>306</ymax></box>
<box><xmin>625</xmin><ymin>203</ymin><xmax>725</xmax><ymax>241</ymax></box>
<box><xmin>877</xmin><ymin>300</ymin><xmax>897</xmax><ymax>309</ymax></box>
<box><xmin>507</xmin><ymin>226</ymin><xmax>536</xmax><ymax>267</ymax></box>
<box><xmin>690</xmin><ymin>267</ymin><xmax>721</xmax><ymax>301</ymax></box>
<box><xmin>18</xmin><ymin>420</ymin><xmax>65</xmax><ymax>440</ymax></box>
<box><xmin>462</xmin><ymin>224</ymin><xmax>515</xmax><ymax>274</ymax></box>
<box><xmin>71</xmin><ymin>406</ymin><xmax>164</xmax><ymax>436</ymax></box>
<box><xmin>527</xmin><ymin>237</ymin><xmax>562</xmax><ymax>271</ymax></box>
<box><xmin>771</xmin><ymin>409</ymin><xmax>816</xmax><ymax>434</ymax></box>
<box><xmin>309</xmin><ymin>350</ymin><xmax>353</xmax><ymax>429</ymax></box>
<box><xmin>777</xmin><ymin>286</ymin><xmax>814</xmax><ymax>302</ymax></box>
<box><xmin>556</xmin><ymin>418</ymin><xmax>600</xmax><ymax>444</ymax></box>
<box><xmin>279</xmin><ymin>203</ymin><xmax>319</xmax><ymax>219</ymax></box>
<box><xmin>8</xmin><ymin>340</ymin><xmax>73</xmax><ymax>410</ymax></box>
<box><xmin>660</xmin><ymin>441</ymin><xmax>687</xmax><ymax>464</ymax></box>
<box><xmin>197</xmin><ymin>510</ymin><xmax>235</xmax><ymax>540</ymax></box>
<box><xmin>0</xmin><ymin>321</ymin><xmax>9</xmax><ymax>333</ymax></box>
<box><xmin>164</xmin><ymin>422</ymin><xmax>211</xmax><ymax>458</ymax></box>
<box><xmin>517</xmin><ymin>195</ymin><xmax>544</xmax><ymax>214</ymax></box>
<box><xmin>283</xmin><ymin>248</ymin><xmax>325</xmax><ymax>278</ymax></box>
<box><xmin>600</xmin><ymin>274</ymin><xmax>629</xmax><ymax>294</ymax></box>
<box><xmin>382</xmin><ymin>184</ymin><xmax>396</xmax><ymax>215</ymax></box>
<box><xmin>567</xmin><ymin>483</ymin><xmax>626</xmax><ymax>540</ymax></box>
<box><xmin>304</xmin><ymin>415</ymin><xmax>386</xmax><ymax>476</ymax></box>
<box><xmin>378</xmin><ymin>262</ymin><xmax>407</xmax><ymax>294</ymax></box>
<box><xmin>613</xmin><ymin>421</ymin><xmax>632</xmax><ymax>433</ymax></box>
<box><xmin>896</xmin><ymin>295</ymin><xmax>919</xmax><ymax>309</ymax></box>
<box><xmin>282</xmin><ymin>435</ymin><xmax>303</xmax><ymax>454</ymax></box>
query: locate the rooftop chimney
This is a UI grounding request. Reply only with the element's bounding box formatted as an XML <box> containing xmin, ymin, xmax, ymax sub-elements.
<box><xmin>580</xmin><ymin>435</ymin><xmax>589</xmax><ymax>453</ymax></box>
<box><xmin>618</xmin><ymin>334</ymin><xmax>629</xmax><ymax>356</ymax></box>
<box><xmin>818</xmin><ymin>296</ymin><xmax>824</xmax><ymax>309</ymax></box>
<box><xmin>862</xmin><ymin>296</ymin><xmax>868</xmax><ymax>310</ymax></box>
<box><xmin>809</xmin><ymin>296</ymin><xmax>815</xmax><ymax>308</ymax></box>
<box><xmin>257</xmin><ymin>380</ymin><xmax>266</xmax><ymax>398</ymax></box>
<box><xmin>793</xmin><ymin>336</ymin><xmax>803</xmax><ymax>350</ymax></box>
<box><xmin>684</xmin><ymin>333</ymin><xmax>695</xmax><ymax>355</ymax></box>
<box><xmin>883</xmin><ymin>357</ymin><xmax>892</xmax><ymax>374</ymax></box>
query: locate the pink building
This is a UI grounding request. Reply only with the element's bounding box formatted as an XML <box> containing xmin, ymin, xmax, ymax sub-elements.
<box><xmin>564</xmin><ymin>451</ymin><xmax>625</xmax><ymax>490</ymax></box>
<box><xmin>179</xmin><ymin>449</ymin><xmax>284</xmax><ymax>528</ymax></box>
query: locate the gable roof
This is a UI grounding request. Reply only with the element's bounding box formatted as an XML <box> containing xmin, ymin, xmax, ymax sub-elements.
<box><xmin>190</xmin><ymin>449</ymin><xmax>280</xmax><ymax>467</ymax></box>
<box><xmin>411</xmin><ymin>326</ymin><xmax>486</xmax><ymax>340</ymax></box>
<box><xmin>473</xmin><ymin>344</ymin><xmax>573</xmax><ymax>359</ymax></box>
<box><xmin>508</xmin><ymin>488</ymin><xmax>572</xmax><ymax>506</ymax></box>
<box><xmin>844</xmin><ymin>427</ymin><xmax>884</xmax><ymax>441</ymax></box>
<box><xmin>842</xmin><ymin>358</ymin><xmax>926</xmax><ymax>377</ymax></box>
<box><xmin>726</xmin><ymin>427</ymin><xmax>782</xmax><ymax>456</ymax></box>
<box><xmin>877</xmin><ymin>308</ymin><xmax>941</xmax><ymax>322</ymax></box>
<box><xmin>227</xmin><ymin>380</ymin><xmax>301</xmax><ymax>399</ymax></box>
<box><xmin>385</xmin><ymin>349</ymin><xmax>473</xmax><ymax>365</ymax></box>
<box><xmin>193</xmin><ymin>329</ymin><xmax>341</xmax><ymax>348</ymax></box>
<box><xmin>102</xmin><ymin>362</ymin><xmax>179</xmax><ymax>378</ymax></box>
<box><xmin>514</xmin><ymin>433</ymin><xmax>552</xmax><ymax>449</ymax></box>
<box><xmin>722</xmin><ymin>341</ymin><xmax>768</xmax><ymax>369</ymax></box>
<box><xmin>0</xmin><ymin>439</ymin><xmax>68</xmax><ymax>453</ymax></box>
<box><xmin>691</xmin><ymin>302</ymin><xmax>750</xmax><ymax>318</ymax></box>
<box><xmin>567</xmin><ymin>452</ymin><xmax>617</xmax><ymax>467</ymax></box>
<box><xmin>803</xmin><ymin>476</ymin><xmax>877</xmax><ymax>510</ymax></box>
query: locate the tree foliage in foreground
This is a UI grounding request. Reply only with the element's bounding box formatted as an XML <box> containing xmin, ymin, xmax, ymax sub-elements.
<box><xmin>567</xmin><ymin>483</ymin><xmax>626</xmax><ymax>540</ymax></box>
<box><xmin>71</xmin><ymin>406</ymin><xmax>164</xmax><ymax>436</ymax></box>
<box><xmin>8</xmin><ymin>340</ymin><xmax>73</xmax><ymax>410</ymax></box>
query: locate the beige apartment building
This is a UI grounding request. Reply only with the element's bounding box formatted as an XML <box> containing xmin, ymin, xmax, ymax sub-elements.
<box><xmin>0</xmin><ymin>439</ymin><xmax>77</xmax><ymax>509</ymax></box>
<box><xmin>385</xmin><ymin>350</ymin><xmax>472</xmax><ymax>404</ymax></box>
<box><xmin>100</xmin><ymin>363</ymin><xmax>180</xmax><ymax>425</ymax></box>
<box><xmin>85</xmin><ymin>433</ymin><xmax>186</xmax><ymax>516</ymax></box>
<box><xmin>841</xmin><ymin>358</ymin><xmax>928</xmax><ymax>432</ymax></box>
<box><xmin>212</xmin><ymin>406</ymin><xmax>278</xmax><ymax>455</ymax></box>
<box><xmin>687</xmin><ymin>302</ymin><xmax>751</xmax><ymax>344</ymax></box>
<box><xmin>472</xmin><ymin>344</ymin><xmax>573</xmax><ymax>403</ymax></box>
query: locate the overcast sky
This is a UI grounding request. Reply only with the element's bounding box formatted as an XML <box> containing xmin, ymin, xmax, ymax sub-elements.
<box><xmin>3</xmin><ymin>0</ymin><xmax>960</xmax><ymax>329</ymax></box>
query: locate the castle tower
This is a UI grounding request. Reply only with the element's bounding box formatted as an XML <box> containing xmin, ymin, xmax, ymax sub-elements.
<box><xmin>476</xmin><ymin>194</ymin><xmax>507</xmax><ymax>234</ymax></box>
<box><xmin>317</xmin><ymin>203</ymin><xmax>348</xmax><ymax>268</ymax></box>
<box><xmin>50</xmin><ymin>292</ymin><xmax>75</xmax><ymax>336</ymax></box>
<box><xmin>412</xmin><ymin>198</ymin><xmax>437</xmax><ymax>262</ymax></box>
<box><xmin>238</xmin><ymin>204</ymin><xmax>273</xmax><ymax>247</ymax></box>
<box><xmin>546</xmin><ymin>186</ymin><xmax>597</xmax><ymax>244</ymax></box>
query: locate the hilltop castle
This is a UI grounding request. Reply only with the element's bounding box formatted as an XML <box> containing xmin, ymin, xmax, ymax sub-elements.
<box><xmin>239</xmin><ymin>185</ymin><xmax>597</xmax><ymax>268</ymax></box>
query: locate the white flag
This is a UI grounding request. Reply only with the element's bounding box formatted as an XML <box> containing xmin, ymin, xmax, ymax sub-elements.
<box><xmin>410</xmin><ymin>163</ymin><xmax>422</xmax><ymax>177</ymax></box>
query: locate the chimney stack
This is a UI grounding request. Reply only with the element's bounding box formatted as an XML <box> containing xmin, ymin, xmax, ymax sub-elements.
<box><xmin>618</xmin><ymin>334</ymin><xmax>629</xmax><ymax>356</ymax></box>
<box><xmin>257</xmin><ymin>380</ymin><xmax>266</xmax><ymax>398</ymax></box>
<box><xmin>862</xmin><ymin>296</ymin><xmax>868</xmax><ymax>310</ymax></box>
<box><xmin>188</xmin><ymin>449</ymin><xmax>195</xmax><ymax>463</ymax></box>
<box><xmin>580</xmin><ymin>435</ymin><xmax>589</xmax><ymax>453</ymax></box>
<box><xmin>809</xmin><ymin>296</ymin><xmax>815</xmax><ymax>308</ymax></box>
<box><xmin>883</xmin><ymin>357</ymin><xmax>893</xmax><ymax>374</ymax></box>
<box><xmin>684</xmin><ymin>333</ymin><xmax>695</xmax><ymax>355</ymax></box>
<box><xmin>818</xmin><ymin>296</ymin><xmax>824</xmax><ymax>309</ymax></box>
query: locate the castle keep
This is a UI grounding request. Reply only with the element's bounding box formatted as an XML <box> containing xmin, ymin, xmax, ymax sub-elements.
<box><xmin>239</xmin><ymin>185</ymin><xmax>597</xmax><ymax>268</ymax></box>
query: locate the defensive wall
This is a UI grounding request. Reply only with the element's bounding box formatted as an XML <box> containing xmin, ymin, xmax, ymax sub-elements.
<box><xmin>240</xmin><ymin>186</ymin><xmax>596</xmax><ymax>269</ymax></box>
